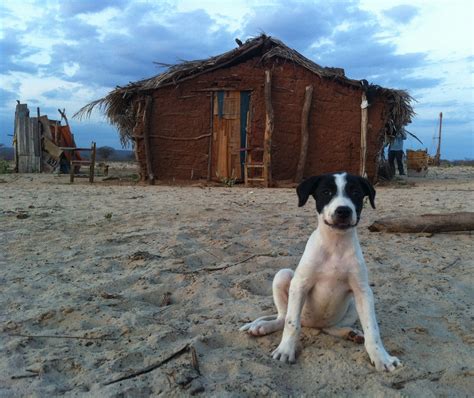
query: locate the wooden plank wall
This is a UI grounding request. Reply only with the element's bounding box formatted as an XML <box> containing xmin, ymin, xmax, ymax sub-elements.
<box><xmin>14</xmin><ymin>104</ymin><xmax>41</xmax><ymax>173</ymax></box>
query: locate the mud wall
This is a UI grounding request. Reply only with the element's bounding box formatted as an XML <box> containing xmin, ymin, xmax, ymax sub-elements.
<box><xmin>271</xmin><ymin>59</ymin><xmax>386</xmax><ymax>181</ymax></box>
<box><xmin>139</xmin><ymin>57</ymin><xmax>386</xmax><ymax>182</ymax></box>
<box><xmin>147</xmin><ymin>59</ymin><xmax>266</xmax><ymax>180</ymax></box>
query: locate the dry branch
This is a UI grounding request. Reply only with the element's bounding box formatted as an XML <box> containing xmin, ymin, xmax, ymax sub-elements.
<box><xmin>182</xmin><ymin>252</ymin><xmax>274</xmax><ymax>274</ymax></box>
<box><xmin>104</xmin><ymin>343</ymin><xmax>190</xmax><ymax>386</ymax></box>
<box><xmin>7</xmin><ymin>333</ymin><xmax>117</xmax><ymax>341</ymax></box>
<box><xmin>368</xmin><ymin>212</ymin><xmax>474</xmax><ymax>233</ymax></box>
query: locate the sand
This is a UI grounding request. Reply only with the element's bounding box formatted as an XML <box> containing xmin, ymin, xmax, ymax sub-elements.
<box><xmin>1</xmin><ymin>164</ymin><xmax>473</xmax><ymax>397</ymax></box>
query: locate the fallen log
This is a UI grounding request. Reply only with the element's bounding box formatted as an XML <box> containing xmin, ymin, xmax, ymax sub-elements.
<box><xmin>368</xmin><ymin>212</ymin><xmax>474</xmax><ymax>233</ymax></box>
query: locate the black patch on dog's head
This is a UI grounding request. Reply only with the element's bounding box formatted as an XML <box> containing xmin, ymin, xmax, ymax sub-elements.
<box><xmin>297</xmin><ymin>174</ymin><xmax>338</xmax><ymax>213</ymax></box>
<box><xmin>297</xmin><ymin>173</ymin><xmax>376</xmax><ymax>215</ymax></box>
<box><xmin>344</xmin><ymin>175</ymin><xmax>376</xmax><ymax>220</ymax></box>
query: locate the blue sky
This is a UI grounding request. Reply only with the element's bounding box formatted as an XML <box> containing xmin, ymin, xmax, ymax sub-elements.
<box><xmin>1</xmin><ymin>0</ymin><xmax>473</xmax><ymax>159</ymax></box>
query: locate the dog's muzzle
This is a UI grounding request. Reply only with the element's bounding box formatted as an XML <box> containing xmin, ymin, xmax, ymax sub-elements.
<box><xmin>326</xmin><ymin>206</ymin><xmax>355</xmax><ymax>230</ymax></box>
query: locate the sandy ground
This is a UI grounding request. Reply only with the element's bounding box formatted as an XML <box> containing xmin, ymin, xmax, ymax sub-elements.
<box><xmin>1</xmin><ymin>164</ymin><xmax>473</xmax><ymax>397</ymax></box>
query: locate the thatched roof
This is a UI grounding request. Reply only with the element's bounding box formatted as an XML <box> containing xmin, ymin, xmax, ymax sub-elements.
<box><xmin>75</xmin><ymin>34</ymin><xmax>414</xmax><ymax>146</ymax></box>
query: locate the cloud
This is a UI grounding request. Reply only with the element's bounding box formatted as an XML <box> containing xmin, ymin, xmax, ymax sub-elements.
<box><xmin>241</xmin><ymin>0</ymin><xmax>367</xmax><ymax>50</ymax></box>
<box><xmin>383</xmin><ymin>5</ymin><xmax>419</xmax><ymax>24</ymax></box>
<box><xmin>0</xmin><ymin>29</ymin><xmax>42</xmax><ymax>74</ymax></box>
<box><xmin>47</xmin><ymin>5</ymin><xmax>235</xmax><ymax>87</ymax></box>
<box><xmin>59</xmin><ymin>0</ymin><xmax>128</xmax><ymax>17</ymax></box>
<box><xmin>0</xmin><ymin>87</ymin><xmax>18</xmax><ymax>108</ymax></box>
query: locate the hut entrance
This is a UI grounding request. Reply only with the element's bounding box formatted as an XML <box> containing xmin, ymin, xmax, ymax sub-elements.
<box><xmin>213</xmin><ymin>91</ymin><xmax>251</xmax><ymax>181</ymax></box>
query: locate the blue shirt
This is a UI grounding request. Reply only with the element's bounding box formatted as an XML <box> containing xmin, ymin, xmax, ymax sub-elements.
<box><xmin>389</xmin><ymin>134</ymin><xmax>406</xmax><ymax>151</ymax></box>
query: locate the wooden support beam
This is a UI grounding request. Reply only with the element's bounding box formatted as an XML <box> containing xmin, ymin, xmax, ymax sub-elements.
<box><xmin>263</xmin><ymin>70</ymin><xmax>274</xmax><ymax>187</ymax></box>
<box><xmin>207</xmin><ymin>92</ymin><xmax>214</xmax><ymax>181</ymax></box>
<box><xmin>295</xmin><ymin>85</ymin><xmax>313</xmax><ymax>182</ymax></box>
<box><xmin>143</xmin><ymin>96</ymin><xmax>155</xmax><ymax>185</ymax></box>
<box><xmin>89</xmin><ymin>142</ymin><xmax>96</xmax><ymax>183</ymax></box>
<box><xmin>360</xmin><ymin>92</ymin><xmax>368</xmax><ymax>177</ymax></box>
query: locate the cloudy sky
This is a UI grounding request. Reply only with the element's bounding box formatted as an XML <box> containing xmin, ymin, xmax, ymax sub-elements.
<box><xmin>1</xmin><ymin>0</ymin><xmax>472</xmax><ymax>159</ymax></box>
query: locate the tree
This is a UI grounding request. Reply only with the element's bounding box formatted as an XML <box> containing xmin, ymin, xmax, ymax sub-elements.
<box><xmin>97</xmin><ymin>146</ymin><xmax>115</xmax><ymax>160</ymax></box>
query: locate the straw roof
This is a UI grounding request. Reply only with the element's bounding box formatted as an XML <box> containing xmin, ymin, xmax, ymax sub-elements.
<box><xmin>75</xmin><ymin>34</ymin><xmax>414</xmax><ymax>146</ymax></box>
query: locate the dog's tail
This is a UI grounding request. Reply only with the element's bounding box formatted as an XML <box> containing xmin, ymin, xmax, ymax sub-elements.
<box><xmin>239</xmin><ymin>314</ymin><xmax>278</xmax><ymax>331</ymax></box>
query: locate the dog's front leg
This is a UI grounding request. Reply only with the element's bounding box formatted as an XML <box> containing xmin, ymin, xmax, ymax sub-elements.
<box><xmin>271</xmin><ymin>277</ymin><xmax>309</xmax><ymax>363</ymax></box>
<box><xmin>351</xmin><ymin>277</ymin><xmax>401</xmax><ymax>372</ymax></box>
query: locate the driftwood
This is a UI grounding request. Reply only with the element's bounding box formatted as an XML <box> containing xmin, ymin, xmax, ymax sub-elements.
<box><xmin>368</xmin><ymin>212</ymin><xmax>474</xmax><ymax>233</ymax></box>
<box><xmin>295</xmin><ymin>85</ymin><xmax>313</xmax><ymax>182</ymax></box>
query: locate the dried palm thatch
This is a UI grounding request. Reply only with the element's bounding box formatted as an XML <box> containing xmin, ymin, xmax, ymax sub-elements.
<box><xmin>376</xmin><ymin>87</ymin><xmax>416</xmax><ymax>142</ymax></box>
<box><xmin>74</xmin><ymin>34</ymin><xmax>414</xmax><ymax>146</ymax></box>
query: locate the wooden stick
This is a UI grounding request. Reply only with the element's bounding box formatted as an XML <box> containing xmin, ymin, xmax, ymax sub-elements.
<box><xmin>182</xmin><ymin>252</ymin><xmax>274</xmax><ymax>274</ymax></box>
<box><xmin>143</xmin><ymin>96</ymin><xmax>155</xmax><ymax>185</ymax></box>
<box><xmin>295</xmin><ymin>85</ymin><xmax>313</xmax><ymax>182</ymax></box>
<box><xmin>207</xmin><ymin>92</ymin><xmax>214</xmax><ymax>181</ymax></box>
<box><xmin>440</xmin><ymin>257</ymin><xmax>460</xmax><ymax>270</ymax></box>
<box><xmin>263</xmin><ymin>70</ymin><xmax>274</xmax><ymax>187</ymax></box>
<box><xmin>190</xmin><ymin>345</ymin><xmax>200</xmax><ymax>374</ymax></box>
<box><xmin>360</xmin><ymin>92</ymin><xmax>368</xmax><ymax>177</ymax></box>
<box><xmin>11</xmin><ymin>373</ymin><xmax>40</xmax><ymax>380</ymax></box>
<box><xmin>89</xmin><ymin>141</ymin><xmax>96</xmax><ymax>183</ymax></box>
<box><xmin>104</xmin><ymin>343</ymin><xmax>190</xmax><ymax>386</ymax></box>
<box><xmin>7</xmin><ymin>333</ymin><xmax>117</xmax><ymax>341</ymax></box>
<box><xmin>150</xmin><ymin>133</ymin><xmax>211</xmax><ymax>141</ymax></box>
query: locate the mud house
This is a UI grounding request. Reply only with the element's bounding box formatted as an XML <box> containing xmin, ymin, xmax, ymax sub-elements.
<box><xmin>77</xmin><ymin>34</ymin><xmax>414</xmax><ymax>185</ymax></box>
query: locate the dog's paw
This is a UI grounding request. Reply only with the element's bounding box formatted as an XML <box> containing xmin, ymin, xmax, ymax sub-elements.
<box><xmin>271</xmin><ymin>341</ymin><xmax>297</xmax><ymax>363</ymax></box>
<box><xmin>372</xmin><ymin>353</ymin><xmax>401</xmax><ymax>372</ymax></box>
<box><xmin>240</xmin><ymin>318</ymin><xmax>283</xmax><ymax>336</ymax></box>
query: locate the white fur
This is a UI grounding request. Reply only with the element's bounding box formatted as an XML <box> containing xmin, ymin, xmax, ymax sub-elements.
<box><xmin>240</xmin><ymin>173</ymin><xmax>401</xmax><ymax>372</ymax></box>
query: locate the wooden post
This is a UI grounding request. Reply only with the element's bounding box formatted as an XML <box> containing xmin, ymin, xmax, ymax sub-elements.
<box><xmin>360</xmin><ymin>92</ymin><xmax>368</xmax><ymax>177</ymax></box>
<box><xmin>295</xmin><ymin>85</ymin><xmax>313</xmax><ymax>182</ymax></box>
<box><xmin>69</xmin><ymin>154</ymin><xmax>74</xmax><ymax>183</ymax></box>
<box><xmin>37</xmin><ymin>107</ymin><xmax>43</xmax><ymax>172</ymax></box>
<box><xmin>207</xmin><ymin>92</ymin><xmax>214</xmax><ymax>181</ymax></box>
<box><xmin>434</xmin><ymin>112</ymin><xmax>442</xmax><ymax>166</ymax></box>
<box><xmin>263</xmin><ymin>70</ymin><xmax>273</xmax><ymax>187</ymax></box>
<box><xmin>89</xmin><ymin>142</ymin><xmax>96</xmax><ymax>183</ymax></box>
<box><xmin>143</xmin><ymin>96</ymin><xmax>155</xmax><ymax>185</ymax></box>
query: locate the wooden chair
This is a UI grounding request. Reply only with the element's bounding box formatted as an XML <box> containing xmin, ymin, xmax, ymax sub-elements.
<box><xmin>61</xmin><ymin>142</ymin><xmax>96</xmax><ymax>183</ymax></box>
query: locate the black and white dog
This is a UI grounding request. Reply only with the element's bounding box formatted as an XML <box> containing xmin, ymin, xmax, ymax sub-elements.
<box><xmin>241</xmin><ymin>172</ymin><xmax>401</xmax><ymax>372</ymax></box>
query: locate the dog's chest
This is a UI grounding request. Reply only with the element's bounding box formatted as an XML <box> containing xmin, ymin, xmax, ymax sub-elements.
<box><xmin>315</xmin><ymin>253</ymin><xmax>353</xmax><ymax>283</ymax></box>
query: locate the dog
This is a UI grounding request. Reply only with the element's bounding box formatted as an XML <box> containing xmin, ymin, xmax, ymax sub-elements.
<box><xmin>240</xmin><ymin>172</ymin><xmax>401</xmax><ymax>372</ymax></box>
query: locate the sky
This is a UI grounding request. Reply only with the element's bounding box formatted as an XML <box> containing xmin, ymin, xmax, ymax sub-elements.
<box><xmin>0</xmin><ymin>0</ymin><xmax>473</xmax><ymax>159</ymax></box>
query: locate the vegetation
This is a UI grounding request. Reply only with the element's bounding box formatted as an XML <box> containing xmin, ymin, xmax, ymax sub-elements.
<box><xmin>97</xmin><ymin>146</ymin><xmax>116</xmax><ymax>160</ymax></box>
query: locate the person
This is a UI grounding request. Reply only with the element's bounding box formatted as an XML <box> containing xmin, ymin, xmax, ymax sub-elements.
<box><xmin>388</xmin><ymin>128</ymin><xmax>407</xmax><ymax>176</ymax></box>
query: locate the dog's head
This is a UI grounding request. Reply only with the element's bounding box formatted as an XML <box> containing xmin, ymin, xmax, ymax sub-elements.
<box><xmin>297</xmin><ymin>172</ymin><xmax>376</xmax><ymax>230</ymax></box>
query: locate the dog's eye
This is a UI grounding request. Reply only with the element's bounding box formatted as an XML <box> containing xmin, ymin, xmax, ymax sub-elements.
<box><xmin>322</xmin><ymin>189</ymin><xmax>333</xmax><ymax>196</ymax></box>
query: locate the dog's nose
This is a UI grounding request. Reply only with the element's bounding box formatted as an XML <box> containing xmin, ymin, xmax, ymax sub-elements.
<box><xmin>335</xmin><ymin>206</ymin><xmax>352</xmax><ymax>219</ymax></box>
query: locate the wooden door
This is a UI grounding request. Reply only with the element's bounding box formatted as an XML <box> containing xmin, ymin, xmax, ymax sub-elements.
<box><xmin>213</xmin><ymin>91</ymin><xmax>240</xmax><ymax>180</ymax></box>
<box><xmin>213</xmin><ymin>91</ymin><xmax>250</xmax><ymax>181</ymax></box>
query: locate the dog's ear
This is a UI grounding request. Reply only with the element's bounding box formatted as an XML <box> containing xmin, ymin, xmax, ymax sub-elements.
<box><xmin>296</xmin><ymin>176</ymin><xmax>322</xmax><ymax>207</ymax></box>
<box><xmin>358</xmin><ymin>176</ymin><xmax>376</xmax><ymax>209</ymax></box>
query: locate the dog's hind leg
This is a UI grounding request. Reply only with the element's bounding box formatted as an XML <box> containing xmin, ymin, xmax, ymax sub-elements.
<box><xmin>240</xmin><ymin>269</ymin><xmax>294</xmax><ymax>336</ymax></box>
<box><xmin>322</xmin><ymin>300</ymin><xmax>364</xmax><ymax>344</ymax></box>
